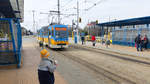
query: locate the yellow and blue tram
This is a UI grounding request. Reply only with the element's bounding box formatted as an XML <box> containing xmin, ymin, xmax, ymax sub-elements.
<box><xmin>38</xmin><ymin>24</ymin><xmax>69</xmax><ymax>48</ymax></box>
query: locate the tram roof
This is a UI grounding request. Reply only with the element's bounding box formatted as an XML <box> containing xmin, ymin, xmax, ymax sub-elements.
<box><xmin>97</xmin><ymin>16</ymin><xmax>150</xmax><ymax>27</ymax></box>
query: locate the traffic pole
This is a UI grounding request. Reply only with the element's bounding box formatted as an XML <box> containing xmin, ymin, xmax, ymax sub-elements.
<box><xmin>75</xmin><ymin>0</ymin><xmax>79</xmax><ymax>44</ymax></box>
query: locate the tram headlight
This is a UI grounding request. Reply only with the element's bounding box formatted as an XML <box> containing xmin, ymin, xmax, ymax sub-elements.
<box><xmin>56</xmin><ymin>35</ymin><xmax>59</xmax><ymax>38</ymax></box>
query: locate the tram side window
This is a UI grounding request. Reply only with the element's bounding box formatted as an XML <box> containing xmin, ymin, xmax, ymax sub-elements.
<box><xmin>49</xmin><ymin>31</ymin><xmax>51</xmax><ymax>36</ymax></box>
<box><xmin>43</xmin><ymin>28</ymin><xmax>48</xmax><ymax>36</ymax></box>
<box><xmin>52</xmin><ymin>30</ymin><xmax>54</xmax><ymax>37</ymax></box>
<box><xmin>48</xmin><ymin>31</ymin><xmax>51</xmax><ymax>39</ymax></box>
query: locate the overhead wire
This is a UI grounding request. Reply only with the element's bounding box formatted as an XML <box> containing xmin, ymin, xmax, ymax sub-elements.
<box><xmin>85</xmin><ymin>0</ymin><xmax>108</xmax><ymax>11</ymax></box>
<box><xmin>61</xmin><ymin>0</ymin><xmax>74</xmax><ymax>8</ymax></box>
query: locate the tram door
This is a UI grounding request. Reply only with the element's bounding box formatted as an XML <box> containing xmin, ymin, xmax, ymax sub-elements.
<box><xmin>48</xmin><ymin>31</ymin><xmax>51</xmax><ymax>46</ymax></box>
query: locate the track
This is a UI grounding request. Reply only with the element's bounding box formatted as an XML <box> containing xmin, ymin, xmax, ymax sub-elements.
<box><xmin>35</xmin><ymin>38</ymin><xmax>150</xmax><ymax>83</ymax></box>
<box><xmin>70</xmin><ymin>45</ymin><xmax>150</xmax><ymax>66</ymax></box>
<box><xmin>38</xmin><ymin>43</ymin><xmax>150</xmax><ymax>84</ymax></box>
<box><xmin>50</xmin><ymin>48</ymin><xmax>136</xmax><ymax>84</ymax></box>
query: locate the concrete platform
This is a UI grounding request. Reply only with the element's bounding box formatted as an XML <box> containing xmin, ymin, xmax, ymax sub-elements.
<box><xmin>69</xmin><ymin>38</ymin><xmax>150</xmax><ymax>59</ymax></box>
<box><xmin>0</xmin><ymin>38</ymin><xmax>67</xmax><ymax>84</ymax></box>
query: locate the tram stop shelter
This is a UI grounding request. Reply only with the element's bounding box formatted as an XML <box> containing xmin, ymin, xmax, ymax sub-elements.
<box><xmin>0</xmin><ymin>0</ymin><xmax>24</xmax><ymax>67</ymax></box>
<box><xmin>97</xmin><ymin>16</ymin><xmax>150</xmax><ymax>47</ymax></box>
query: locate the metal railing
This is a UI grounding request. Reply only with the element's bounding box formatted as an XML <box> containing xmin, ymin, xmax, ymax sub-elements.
<box><xmin>112</xmin><ymin>28</ymin><xmax>150</xmax><ymax>47</ymax></box>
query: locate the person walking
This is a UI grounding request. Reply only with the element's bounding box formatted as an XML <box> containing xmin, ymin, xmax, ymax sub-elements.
<box><xmin>81</xmin><ymin>36</ymin><xmax>85</xmax><ymax>45</ymax></box>
<box><xmin>105</xmin><ymin>39</ymin><xmax>110</xmax><ymax>48</ymax></box>
<box><xmin>92</xmin><ymin>35</ymin><xmax>96</xmax><ymax>46</ymax></box>
<box><xmin>38</xmin><ymin>49</ymin><xmax>57</xmax><ymax>84</ymax></box>
<box><xmin>39</xmin><ymin>41</ymin><xmax>43</xmax><ymax>47</ymax></box>
<box><xmin>141</xmin><ymin>36</ymin><xmax>144</xmax><ymax>50</ymax></box>
<box><xmin>143</xmin><ymin>35</ymin><xmax>149</xmax><ymax>50</ymax></box>
<box><xmin>135</xmin><ymin>34</ymin><xmax>142</xmax><ymax>51</ymax></box>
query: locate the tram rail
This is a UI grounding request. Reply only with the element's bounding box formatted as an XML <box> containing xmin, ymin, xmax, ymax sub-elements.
<box><xmin>48</xmin><ymin>48</ymin><xmax>137</xmax><ymax>84</ymax></box>
<box><xmin>69</xmin><ymin>44</ymin><xmax>150</xmax><ymax>66</ymax></box>
<box><xmin>35</xmin><ymin>42</ymin><xmax>150</xmax><ymax>84</ymax></box>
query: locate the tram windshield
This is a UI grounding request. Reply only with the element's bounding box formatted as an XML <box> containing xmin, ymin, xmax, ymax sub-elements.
<box><xmin>55</xmin><ymin>30</ymin><xmax>67</xmax><ymax>38</ymax></box>
<box><xmin>55</xmin><ymin>27</ymin><xmax>67</xmax><ymax>38</ymax></box>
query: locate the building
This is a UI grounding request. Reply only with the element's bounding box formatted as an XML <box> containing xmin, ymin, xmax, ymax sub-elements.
<box><xmin>85</xmin><ymin>21</ymin><xmax>101</xmax><ymax>36</ymax></box>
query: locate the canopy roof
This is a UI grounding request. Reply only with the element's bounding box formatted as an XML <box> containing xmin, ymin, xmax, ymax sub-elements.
<box><xmin>0</xmin><ymin>0</ymin><xmax>24</xmax><ymax>21</ymax></box>
<box><xmin>97</xmin><ymin>16</ymin><xmax>150</xmax><ymax>27</ymax></box>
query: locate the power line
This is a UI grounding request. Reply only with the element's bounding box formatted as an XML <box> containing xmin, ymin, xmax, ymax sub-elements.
<box><xmin>61</xmin><ymin>2</ymin><xmax>76</xmax><ymax>12</ymax></box>
<box><xmin>85</xmin><ymin>0</ymin><xmax>108</xmax><ymax>11</ymax></box>
<box><xmin>61</xmin><ymin>0</ymin><xmax>74</xmax><ymax>8</ymax></box>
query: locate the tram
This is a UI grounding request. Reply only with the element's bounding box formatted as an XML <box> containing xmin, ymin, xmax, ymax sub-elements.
<box><xmin>38</xmin><ymin>24</ymin><xmax>69</xmax><ymax>48</ymax></box>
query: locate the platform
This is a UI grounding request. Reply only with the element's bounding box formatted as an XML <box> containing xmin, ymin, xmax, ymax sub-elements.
<box><xmin>0</xmin><ymin>37</ymin><xmax>67</xmax><ymax>84</ymax></box>
<box><xmin>69</xmin><ymin>38</ymin><xmax>150</xmax><ymax>59</ymax></box>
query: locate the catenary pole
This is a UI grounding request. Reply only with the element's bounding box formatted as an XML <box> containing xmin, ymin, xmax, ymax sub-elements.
<box><xmin>75</xmin><ymin>0</ymin><xmax>79</xmax><ymax>43</ymax></box>
<box><xmin>32</xmin><ymin>10</ymin><xmax>36</xmax><ymax>33</ymax></box>
<box><xmin>58</xmin><ymin>0</ymin><xmax>60</xmax><ymax>24</ymax></box>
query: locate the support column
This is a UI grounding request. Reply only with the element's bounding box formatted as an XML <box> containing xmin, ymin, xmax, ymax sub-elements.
<box><xmin>147</xmin><ymin>24</ymin><xmax>149</xmax><ymax>28</ymax></box>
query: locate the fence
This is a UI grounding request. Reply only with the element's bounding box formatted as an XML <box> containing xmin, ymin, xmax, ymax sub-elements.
<box><xmin>112</xmin><ymin>28</ymin><xmax>150</xmax><ymax>48</ymax></box>
<box><xmin>0</xmin><ymin>18</ymin><xmax>22</xmax><ymax>67</ymax></box>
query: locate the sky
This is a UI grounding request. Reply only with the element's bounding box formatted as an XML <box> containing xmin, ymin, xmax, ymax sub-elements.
<box><xmin>21</xmin><ymin>0</ymin><xmax>150</xmax><ymax>32</ymax></box>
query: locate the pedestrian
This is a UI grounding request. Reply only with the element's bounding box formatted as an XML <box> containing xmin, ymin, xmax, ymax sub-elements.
<box><xmin>143</xmin><ymin>35</ymin><xmax>149</xmax><ymax>50</ymax></box>
<box><xmin>141</xmin><ymin>35</ymin><xmax>144</xmax><ymax>50</ymax></box>
<box><xmin>81</xmin><ymin>36</ymin><xmax>85</xmax><ymax>45</ymax></box>
<box><xmin>39</xmin><ymin>41</ymin><xmax>43</xmax><ymax>47</ymax></box>
<box><xmin>38</xmin><ymin>49</ymin><xmax>57</xmax><ymax>84</ymax></box>
<box><xmin>92</xmin><ymin>35</ymin><xmax>96</xmax><ymax>46</ymax></box>
<box><xmin>105</xmin><ymin>39</ymin><xmax>110</xmax><ymax>48</ymax></box>
<box><xmin>101</xmin><ymin>38</ymin><xmax>104</xmax><ymax>45</ymax></box>
<box><xmin>135</xmin><ymin>34</ymin><xmax>142</xmax><ymax>51</ymax></box>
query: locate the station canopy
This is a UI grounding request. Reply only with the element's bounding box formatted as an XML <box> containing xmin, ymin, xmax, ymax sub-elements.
<box><xmin>0</xmin><ymin>0</ymin><xmax>24</xmax><ymax>21</ymax></box>
<box><xmin>97</xmin><ymin>16</ymin><xmax>150</xmax><ymax>27</ymax></box>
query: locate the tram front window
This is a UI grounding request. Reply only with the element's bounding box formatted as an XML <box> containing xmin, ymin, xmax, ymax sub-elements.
<box><xmin>55</xmin><ymin>31</ymin><xmax>67</xmax><ymax>38</ymax></box>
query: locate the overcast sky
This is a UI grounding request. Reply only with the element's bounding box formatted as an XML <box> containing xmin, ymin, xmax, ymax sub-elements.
<box><xmin>21</xmin><ymin>0</ymin><xmax>150</xmax><ymax>31</ymax></box>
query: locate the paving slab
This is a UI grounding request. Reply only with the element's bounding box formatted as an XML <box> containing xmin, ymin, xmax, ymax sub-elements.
<box><xmin>0</xmin><ymin>38</ymin><xmax>67</xmax><ymax>84</ymax></box>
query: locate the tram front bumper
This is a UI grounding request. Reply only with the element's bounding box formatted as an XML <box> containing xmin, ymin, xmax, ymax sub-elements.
<box><xmin>49</xmin><ymin>44</ymin><xmax>68</xmax><ymax>48</ymax></box>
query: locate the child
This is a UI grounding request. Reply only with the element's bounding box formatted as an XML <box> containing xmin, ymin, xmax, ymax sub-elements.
<box><xmin>38</xmin><ymin>49</ymin><xmax>57</xmax><ymax>84</ymax></box>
